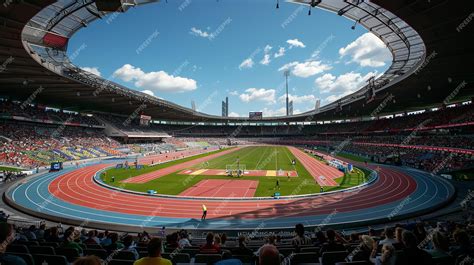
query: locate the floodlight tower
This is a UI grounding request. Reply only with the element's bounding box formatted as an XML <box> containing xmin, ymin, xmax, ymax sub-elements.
<box><xmin>284</xmin><ymin>70</ymin><xmax>290</xmax><ymax>116</ymax></box>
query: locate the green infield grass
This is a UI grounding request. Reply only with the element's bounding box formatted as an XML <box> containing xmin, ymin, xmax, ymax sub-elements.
<box><xmin>101</xmin><ymin>146</ymin><xmax>367</xmax><ymax>197</ymax></box>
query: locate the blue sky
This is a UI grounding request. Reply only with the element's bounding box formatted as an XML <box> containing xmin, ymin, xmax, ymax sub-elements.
<box><xmin>68</xmin><ymin>0</ymin><xmax>391</xmax><ymax>117</ymax></box>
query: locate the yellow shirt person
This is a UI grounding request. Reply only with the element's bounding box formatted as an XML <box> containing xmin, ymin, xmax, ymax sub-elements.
<box><xmin>134</xmin><ymin>238</ymin><xmax>171</xmax><ymax>265</ymax></box>
<box><xmin>201</xmin><ymin>204</ymin><xmax>207</xmax><ymax>220</ymax></box>
<box><xmin>134</xmin><ymin>257</ymin><xmax>172</xmax><ymax>265</ymax></box>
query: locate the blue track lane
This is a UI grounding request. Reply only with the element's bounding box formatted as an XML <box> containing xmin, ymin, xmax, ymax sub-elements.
<box><xmin>6</xmin><ymin>164</ymin><xmax>455</xmax><ymax>230</ymax></box>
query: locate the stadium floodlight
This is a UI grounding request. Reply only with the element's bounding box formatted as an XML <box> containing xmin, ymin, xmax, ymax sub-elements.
<box><xmin>284</xmin><ymin>70</ymin><xmax>290</xmax><ymax>116</ymax></box>
<box><xmin>308</xmin><ymin>0</ymin><xmax>321</xmax><ymax>16</ymax></box>
<box><xmin>351</xmin><ymin>20</ymin><xmax>358</xmax><ymax>30</ymax></box>
<box><xmin>310</xmin><ymin>0</ymin><xmax>322</xmax><ymax>7</ymax></box>
<box><xmin>276</xmin><ymin>0</ymin><xmax>279</xmax><ymax>9</ymax></box>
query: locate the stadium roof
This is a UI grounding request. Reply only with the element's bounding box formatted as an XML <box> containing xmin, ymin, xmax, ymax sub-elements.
<box><xmin>0</xmin><ymin>0</ymin><xmax>473</xmax><ymax>122</ymax></box>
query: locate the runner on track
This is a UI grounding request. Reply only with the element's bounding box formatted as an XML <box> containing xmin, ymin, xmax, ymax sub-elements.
<box><xmin>201</xmin><ymin>204</ymin><xmax>207</xmax><ymax>221</ymax></box>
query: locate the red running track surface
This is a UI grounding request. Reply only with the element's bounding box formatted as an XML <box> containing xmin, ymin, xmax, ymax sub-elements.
<box><xmin>122</xmin><ymin>147</ymin><xmax>242</xmax><ymax>184</ymax></box>
<box><xmin>48</xmin><ymin>163</ymin><xmax>416</xmax><ymax>219</ymax></box>
<box><xmin>288</xmin><ymin>146</ymin><xmax>343</xmax><ymax>186</ymax></box>
<box><xmin>179</xmin><ymin>179</ymin><xmax>258</xmax><ymax>197</ymax></box>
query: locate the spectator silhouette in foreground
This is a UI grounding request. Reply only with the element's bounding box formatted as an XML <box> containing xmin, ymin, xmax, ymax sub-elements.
<box><xmin>0</xmin><ymin>222</ymin><xmax>27</xmax><ymax>265</ymax></box>
<box><xmin>73</xmin><ymin>255</ymin><xmax>101</xmax><ymax>265</ymax></box>
<box><xmin>259</xmin><ymin>245</ymin><xmax>280</xmax><ymax>265</ymax></box>
<box><xmin>395</xmin><ymin>230</ymin><xmax>433</xmax><ymax>265</ymax></box>
<box><xmin>134</xmin><ymin>238</ymin><xmax>171</xmax><ymax>265</ymax></box>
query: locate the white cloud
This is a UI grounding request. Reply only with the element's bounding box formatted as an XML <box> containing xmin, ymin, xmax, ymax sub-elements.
<box><xmin>229</xmin><ymin>90</ymin><xmax>239</xmax><ymax>96</ymax></box>
<box><xmin>278</xmin><ymin>94</ymin><xmax>316</xmax><ymax>104</ymax></box>
<box><xmin>339</xmin><ymin>33</ymin><xmax>392</xmax><ymax>67</ymax></box>
<box><xmin>239</xmin><ymin>58</ymin><xmax>254</xmax><ymax>70</ymax></box>
<box><xmin>113</xmin><ymin>64</ymin><xmax>197</xmax><ymax>93</ymax></box>
<box><xmin>190</xmin><ymin>27</ymin><xmax>210</xmax><ymax>38</ymax></box>
<box><xmin>274</xmin><ymin>47</ymin><xmax>286</xmax><ymax>58</ymax></box>
<box><xmin>278</xmin><ymin>61</ymin><xmax>332</xmax><ymax>78</ymax></box>
<box><xmin>239</xmin><ymin>88</ymin><xmax>276</xmax><ymax>104</ymax></box>
<box><xmin>264</xmin><ymin>45</ymin><xmax>272</xmax><ymax>53</ymax></box>
<box><xmin>315</xmin><ymin>71</ymin><xmax>377</xmax><ymax>102</ymax></box>
<box><xmin>278</xmin><ymin>62</ymin><xmax>298</xmax><ymax>72</ymax></box>
<box><xmin>141</xmin><ymin>90</ymin><xmax>163</xmax><ymax>99</ymax></box>
<box><xmin>260</xmin><ymin>54</ymin><xmax>271</xmax><ymax>65</ymax></box>
<box><xmin>260</xmin><ymin>45</ymin><xmax>273</xmax><ymax>65</ymax></box>
<box><xmin>142</xmin><ymin>90</ymin><xmax>155</xmax><ymax>96</ymax></box>
<box><xmin>287</xmin><ymin>39</ymin><xmax>306</xmax><ymax>49</ymax></box>
<box><xmin>261</xmin><ymin>107</ymin><xmax>286</xmax><ymax>117</ymax></box>
<box><xmin>228</xmin><ymin>112</ymin><xmax>240</xmax><ymax>117</ymax></box>
<box><xmin>81</xmin><ymin>67</ymin><xmax>101</xmax><ymax>76</ymax></box>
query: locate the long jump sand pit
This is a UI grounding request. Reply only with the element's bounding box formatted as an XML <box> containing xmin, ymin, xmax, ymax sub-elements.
<box><xmin>179</xmin><ymin>169</ymin><xmax>298</xmax><ymax>177</ymax></box>
<box><xmin>179</xmin><ymin>179</ymin><xmax>258</xmax><ymax>197</ymax></box>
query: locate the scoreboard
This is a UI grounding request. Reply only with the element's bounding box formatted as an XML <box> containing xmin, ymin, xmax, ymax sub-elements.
<box><xmin>249</xmin><ymin>111</ymin><xmax>263</xmax><ymax>120</ymax></box>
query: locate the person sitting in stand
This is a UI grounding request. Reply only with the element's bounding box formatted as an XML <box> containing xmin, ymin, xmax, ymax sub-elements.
<box><xmin>200</xmin><ymin>232</ymin><xmax>221</xmax><ymax>253</ymax></box>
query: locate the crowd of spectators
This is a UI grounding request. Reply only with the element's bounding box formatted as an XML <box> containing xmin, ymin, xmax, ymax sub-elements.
<box><xmin>1</xmin><ymin>219</ymin><xmax>473</xmax><ymax>265</ymax></box>
<box><xmin>0</xmin><ymin>123</ymin><xmax>121</xmax><ymax>167</ymax></box>
<box><xmin>0</xmin><ymin>100</ymin><xmax>103</xmax><ymax>127</ymax></box>
<box><xmin>301</xmin><ymin>137</ymin><xmax>473</xmax><ymax>173</ymax></box>
<box><xmin>153</xmin><ymin>103</ymin><xmax>474</xmax><ymax>137</ymax></box>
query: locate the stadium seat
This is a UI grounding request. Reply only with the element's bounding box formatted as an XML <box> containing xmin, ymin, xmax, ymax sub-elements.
<box><xmin>33</xmin><ymin>254</ymin><xmax>68</xmax><ymax>265</ymax></box>
<box><xmin>291</xmin><ymin>252</ymin><xmax>319</xmax><ymax>264</ymax></box>
<box><xmin>55</xmin><ymin>247</ymin><xmax>80</xmax><ymax>262</ymax></box>
<box><xmin>115</xmin><ymin>250</ymin><xmax>137</xmax><ymax>260</ymax></box>
<box><xmin>28</xmin><ymin>245</ymin><xmax>56</xmax><ymax>255</ymax></box>
<box><xmin>85</xmin><ymin>248</ymin><xmax>108</xmax><ymax>259</ymax></box>
<box><xmin>195</xmin><ymin>253</ymin><xmax>222</xmax><ymax>265</ymax></box>
<box><xmin>162</xmin><ymin>252</ymin><xmax>191</xmax><ymax>262</ymax></box>
<box><xmin>21</xmin><ymin>241</ymin><xmax>39</xmax><ymax>246</ymax></box>
<box><xmin>85</xmin><ymin>243</ymin><xmax>103</xmax><ymax>249</ymax></box>
<box><xmin>301</xmin><ymin>247</ymin><xmax>320</xmax><ymax>253</ymax></box>
<box><xmin>6</xmin><ymin>244</ymin><xmax>29</xmax><ymax>253</ymax></box>
<box><xmin>278</xmin><ymin>247</ymin><xmax>295</xmax><ymax>257</ymax></box>
<box><xmin>136</xmin><ymin>246</ymin><xmax>147</xmax><ymax>252</ymax></box>
<box><xmin>335</xmin><ymin>261</ymin><xmax>372</xmax><ymax>265</ymax></box>
<box><xmin>181</xmin><ymin>248</ymin><xmax>199</xmax><ymax>257</ymax></box>
<box><xmin>40</xmin><ymin>242</ymin><xmax>59</xmax><ymax>248</ymax></box>
<box><xmin>320</xmin><ymin>251</ymin><xmax>348</xmax><ymax>265</ymax></box>
<box><xmin>232</xmin><ymin>254</ymin><xmax>254</xmax><ymax>263</ymax></box>
<box><xmin>109</xmin><ymin>259</ymin><xmax>135</xmax><ymax>265</ymax></box>
<box><xmin>5</xmin><ymin>252</ymin><xmax>34</xmax><ymax>265</ymax></box>
<box><xmin>433</xmin><ymin>255</ymin><xmax>455</xmax><ymax>265</ymax></box>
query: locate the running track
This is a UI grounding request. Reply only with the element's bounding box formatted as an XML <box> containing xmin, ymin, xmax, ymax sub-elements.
<box><xmin>179</xmin><ymin>179</ymin><xmax>258</xmax><ymax>197</ymax></box>
<box><xmin>288</xmin><ymin>147</ymin><xmax>343</xmax><ymax>186</ymax></box>
<box><xmin>6</xmin><ymin>159</ymin><xmax>455</xmax><ymax>229</ymax></box>
<box><xmin>122</xmin><ymin>147</ymin><xmax>241</xmax><ymax>183</ymax></box>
